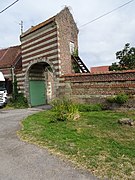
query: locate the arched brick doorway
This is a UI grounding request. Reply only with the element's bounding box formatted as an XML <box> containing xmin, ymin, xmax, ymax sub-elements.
<box><xmin>25</xmin><ymin>58</ymin><xmax>56</xmax><ymax>107</ymax></box>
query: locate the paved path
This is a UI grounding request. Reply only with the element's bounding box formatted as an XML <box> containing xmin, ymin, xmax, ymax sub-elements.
<box><xmin>0</xmin><ymin>107</ymin><xmax>98</xmax><ymax>180</ymax></box>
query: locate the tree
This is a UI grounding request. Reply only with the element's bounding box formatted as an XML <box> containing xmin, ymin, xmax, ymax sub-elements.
<box><xmin>109</xmin><ymin>43</ymin><xmax>135</xmax><ymax>71</ymax></box>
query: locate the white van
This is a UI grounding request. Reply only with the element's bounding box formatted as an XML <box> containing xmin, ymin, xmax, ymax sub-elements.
<box><xmin>0</xmin><ymin>72</ymin><xmax>7</xmax><ymax>107</ymax></box>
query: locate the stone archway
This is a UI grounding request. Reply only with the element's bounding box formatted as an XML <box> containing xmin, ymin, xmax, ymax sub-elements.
<box><xmin>24</xmin><ymin>57</ymin><xmax>56</xmax><ymax>107</ymax></box>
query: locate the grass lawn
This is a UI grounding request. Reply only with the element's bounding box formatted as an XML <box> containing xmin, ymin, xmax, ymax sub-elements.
<box><xmin>18</xmin><ymin>110</ymin><xmax>135</xmax><ymax>179</ymax></box>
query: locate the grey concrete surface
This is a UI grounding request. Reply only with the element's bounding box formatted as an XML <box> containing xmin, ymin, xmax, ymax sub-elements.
<box><xmin>0</xmin><ymin>107</ymin><xmax>98</xmax><ymax>180</ymax></box>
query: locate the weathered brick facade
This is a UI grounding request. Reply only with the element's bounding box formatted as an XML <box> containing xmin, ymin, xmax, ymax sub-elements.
<box><xmin>18</xmin><ymin>7</ymin><xmax>78</xmax><ymax>106</ymax></box>
<box><xmin>55</xmin><ymin>8</ymin><xmax>78</xmax><ymax>75</ymax></box>
<box><xmin>59</xmin><ymin>70</ymin><xmax>135</xmax><ymax>103</ymax></box>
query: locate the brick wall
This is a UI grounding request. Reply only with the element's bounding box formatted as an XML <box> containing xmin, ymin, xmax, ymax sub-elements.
<box><xmin>56</xmin><ymin>7</ymin><xmax>78</xmax><ymax>75</ymax></box>
<box><xmin>16</xmin><ymin>71</ymin><xmax>24</xmax><ymax>94</ymax></box>
<box><xmin>59</xmin><ymin>70</ymin><xmax>135</xmax><ymax>103</ymax></box>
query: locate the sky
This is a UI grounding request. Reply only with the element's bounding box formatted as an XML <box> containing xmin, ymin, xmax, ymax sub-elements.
<box><xmin>0</xmin><ymin>0</ymin><xmax>135</xmax><ymax>68</ymax></box>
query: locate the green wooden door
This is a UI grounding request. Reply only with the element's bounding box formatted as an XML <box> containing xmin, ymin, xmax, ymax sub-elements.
<box><xmin>30</xmin><ymin>80</ymin><xmax>46</xmax><ymax>107</ymax></box>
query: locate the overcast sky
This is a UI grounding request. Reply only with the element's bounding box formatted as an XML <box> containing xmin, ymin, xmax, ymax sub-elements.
<box><xmin>0</xmin><ymin>0</ymin><xmax>135</xmax><ymax>68</ymax></box>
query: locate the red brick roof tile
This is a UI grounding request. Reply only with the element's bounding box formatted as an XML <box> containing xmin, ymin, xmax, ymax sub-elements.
<box><xmin>0</xmin><ymin>45</ymin><xmax>21</xmax><ymax>68</ymax></box>
<box><xmin>0</xmin><ymin>49</ymin><xmax>7</xmax><ymax>58</ymax></box>
<box><xmin>21</xmin><ymin>16</ymin><xmax>55</xmax><ymax>38</ymax></box>
<box><xmin>91</xmin><ymin>66</ymin><xmax>109</xmax><ymax>73</ymax></box>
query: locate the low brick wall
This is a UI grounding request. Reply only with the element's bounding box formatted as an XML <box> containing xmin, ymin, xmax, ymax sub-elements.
<box><xmin>59</xmin><ymin>70</ymin><xmax>135</xmax><ymax>104</ymax></box>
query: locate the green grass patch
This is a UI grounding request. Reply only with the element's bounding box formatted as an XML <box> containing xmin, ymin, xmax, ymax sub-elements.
<box><xmin>18</xmin><ymin>110</ymin><xmax>135</xmax><ymax>179</ymax></box>
<box><xmin>77</xmin><ymin>103</ymin><xmax>103</xmax><ymax>112</ymax></box>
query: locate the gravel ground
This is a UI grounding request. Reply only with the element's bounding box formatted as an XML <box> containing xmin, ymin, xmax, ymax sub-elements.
<box><xmin>0</xmin><ymin>107</ymin><xmax>98</xmax><ymax>180</ymax></box>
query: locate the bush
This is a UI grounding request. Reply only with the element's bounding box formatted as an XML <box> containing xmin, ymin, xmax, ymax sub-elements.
<box><xmin>51</xmin><ymin>98</ymin><xmax>80</xmax><ymax>121</ymax></box>
<box><xmin>78</xmin><ymin>103</ymin><xmax>103</xmax><ymax>112</ymax></box>
<box><xmin>107</xmin><ymin>93</ymin><xmax>129</xmax><ymax>105</ymax></box>
<box><xmin>107</xmin><ymin>96</ymin><xmax>116</xmax><ymax>103</ymax></box>
<box><xmin>8</xmin><ymin>93</ymin><xmax>28</xmax><ymax>108</ymax></box>
<box><xmin>115</xmin><ymin>93</ymin><xmax>129</xmax><ymax>104</ymax></box>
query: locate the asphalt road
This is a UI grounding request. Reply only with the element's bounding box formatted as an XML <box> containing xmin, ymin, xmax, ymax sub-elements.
<box><xmin>0</xmin><ymin>107</ymin><xmax>98</xmax><ymax>180</ymax></box>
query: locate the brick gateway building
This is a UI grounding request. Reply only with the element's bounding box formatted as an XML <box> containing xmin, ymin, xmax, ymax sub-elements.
<box><xmin>1</xmin><ymin>7</ymin><xmax>135</xmax><ymax>107</ymax></box>
<box><xmin>18</xmin><ymin>7</ymin><xmax>79</xmax><ymax>106</ymax></box>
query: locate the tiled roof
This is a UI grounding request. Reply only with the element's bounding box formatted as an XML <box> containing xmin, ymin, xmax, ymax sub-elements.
<box><xmin>0</xmin><ymin>49</ymin><xmax>7</xmax><ymax>58</ymax></box>
<box><xmin>0</xmin><ymin>45</ymin><xmax>21</xmax><ymax>68</ymax></box>
<box><xmin>21</xmin><ymin>16</ymin><xmax>55</xmax><ymax>38</ymax></box>
<box><xmin>91</xmin><ymin>66</ymin><xmax>109</xmax><ymax>73</ymax></box>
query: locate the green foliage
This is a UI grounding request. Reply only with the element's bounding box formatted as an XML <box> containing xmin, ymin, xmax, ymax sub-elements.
<box><xmin>106</xmin><ymin>96</ymin><xmax>116</xmax><ymax>103</ymax></box>
<box><xmin>8</xmin><ymin>93</ymin><xmax>28</xmax><ymax>108</ymax></box>
<box><xmin>109</xmin><ymin>43</ymin><xmax>135</xmax><ymax>71</ymax></box>
<box><xmin>107</xmin><ymin>93</ymin><xmax>129</xmax><ymax>105</ymax></box>
<box><xmin>8</xmin><ymin>76</ymin><xmax>28</xmax><ymax>108</ymax></box>
<box><xmin>109</xmin><ymin>62</ymin><xmax>120</xmax><ymax>71</ymax></box>
<box><xmin>78</xmin><ymin>103</ymin><xmax>103</xmax><ymax>112</ymax></box>
<box><xmin>72</xmin><ymin>48</ymin><xmax>81</xmax><ymax>73</ymax></box>
<box><xmin>73</xmin><ymin>48</ymin><xmax>78</xmax><ymax>57</ymax></box>
<box><xmin>72</xmin><ymin>61</ymin><xmax>81</xmax><ymax>73</ymax></box>
<box><xmin>115</xmin><ymin>93</ymin><xmax>129</xmax><ymax>104</ymax></box>
<box><xmin>51</xmin><ymin>98</ymin><xmax>80</xmax><ymax>121</ymax></box>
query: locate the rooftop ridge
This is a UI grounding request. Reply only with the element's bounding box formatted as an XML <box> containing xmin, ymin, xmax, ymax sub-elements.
<box><xmin>20</xmin><ymin>7</ymin><xmax>72</xmax><ymax>38</ymax></box>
